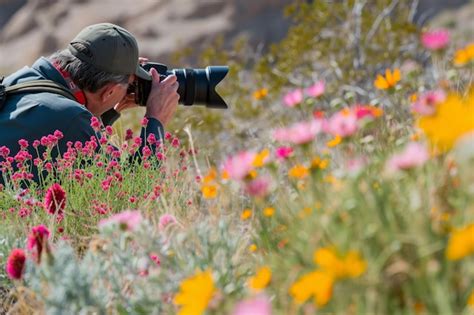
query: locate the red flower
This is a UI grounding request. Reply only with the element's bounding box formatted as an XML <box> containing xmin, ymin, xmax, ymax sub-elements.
<box><xmin>44</xmin><ymin>183</ymin><xmax>67</xmax><ymax>215</ymax></box>
<box><xmin>6</xmin><ymin>248</ymin><xmax>26</xmax><ymax>280</ymax></box>
<box><xmin>27</xmin><ymin>225</ymin><xmax>50</xmax><ymax>263</ymax></box>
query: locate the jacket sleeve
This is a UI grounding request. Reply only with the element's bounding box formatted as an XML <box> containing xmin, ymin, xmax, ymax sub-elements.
<box><xmin>101</xmin><ymin>109</ymin><xmax>121</xmax><ymax>126</ymax></box>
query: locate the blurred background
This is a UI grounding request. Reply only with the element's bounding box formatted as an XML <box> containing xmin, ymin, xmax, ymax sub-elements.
<box><xmin>0</xmin><ymin>0</ymin><xmax>472</xmax><ymax>74</ymax></box>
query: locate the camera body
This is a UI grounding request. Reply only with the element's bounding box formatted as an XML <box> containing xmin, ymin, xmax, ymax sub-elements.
<box><xmin>130</xmin><ymin>63</ymin><xmax>229</xmax><ymax>109</ymax></box>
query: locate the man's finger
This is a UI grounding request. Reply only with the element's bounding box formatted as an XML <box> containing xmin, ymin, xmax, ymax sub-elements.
<box><xmin>150</xmin><ymin>68</ymin><xmax>161</xmax><ymax>84</ymax></box>
<box><xmin>162</xmin><ymin>74</ymin><xmax>177</xmax><ymax>84</ymax></box>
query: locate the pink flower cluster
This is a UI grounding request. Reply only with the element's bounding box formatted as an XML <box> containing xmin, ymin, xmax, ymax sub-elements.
<box><xmin>386</xmin><ymin>142</ymin><xmax>429</xmax><ymax>172</ymax></box>
<box><xmin>283</xmin><ymin>81</ymin><xmax>325</xmax><ymax>107</ymax></box>
<box><xmin>273</xmin><ymin>119</ymin><xmax>323</xmax><ymax>144</ymax></box>
<box><xmin>223</xmin><ymin>151</ymin><xmax>257</xmax><ymax>181</ymax></box>
<box><xmin>421</xmin><ymin>29</ymin><xmax>450</xmax><ymax>51</ymax></box>
<box><xmin>98</xmin><ymin>210</ymin><xmax>143</xmax><ymax>232</ymax></box>
<box><xmin>273</xmin><ymin>105</ymin><xmax>382</xmax><ymax>146</ymax></box>
<box><xmin>411</xmin><ymin>90</ymin><xmax>446</xmax><ymax>116</ymax></box>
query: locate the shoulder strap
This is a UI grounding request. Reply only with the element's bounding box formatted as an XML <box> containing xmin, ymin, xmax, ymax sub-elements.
<box><xmin>5</xmin><ymin>80</ymin><xmax>76</xmax><ymax>101</ymax></box>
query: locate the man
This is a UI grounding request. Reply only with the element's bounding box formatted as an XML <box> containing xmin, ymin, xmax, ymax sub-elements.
<box><xmin>0</xmin><ymin>23</ymin><xmax>179</xmax><ymax>184</ymax></box>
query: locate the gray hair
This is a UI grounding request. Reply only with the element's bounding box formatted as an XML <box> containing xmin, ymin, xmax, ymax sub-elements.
<box><xmin>49</xmin><ymin>42</ymin><xmax>129</xmax><ymax>93</ymax></box>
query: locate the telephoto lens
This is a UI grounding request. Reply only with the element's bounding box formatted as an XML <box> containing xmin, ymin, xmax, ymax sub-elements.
<box><xmin>133</xmin><ymin>63</ymin><xmax>229</xmax><ymax>109</ymax></box>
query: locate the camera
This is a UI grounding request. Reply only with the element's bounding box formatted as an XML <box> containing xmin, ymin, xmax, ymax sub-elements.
<box><xmin>129</xmin><ymin>63</ymin><xmax>229</xmax><ymax>109</ymax></box>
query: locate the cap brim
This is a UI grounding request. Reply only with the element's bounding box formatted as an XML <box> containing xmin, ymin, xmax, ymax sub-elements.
<box><xmin>135</xmin><ymin>64</ymin><xmax>152</xmax><ymax>80</ymax></box>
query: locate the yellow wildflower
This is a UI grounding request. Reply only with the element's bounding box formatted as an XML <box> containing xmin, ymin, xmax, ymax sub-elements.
<box><xmin>241</xmin><ymin>209</ymin><xmax>252</xmax><ymax>220</ymax></box>
<box><xmin>454</xmin><ymin>43</ymin><xmax>474</xmax><ymax>66</ymax></box>
<box><xmin>313</xmin><ymin>247</ymin><xmax>346</xmax><ymax>278</ymax></box>
<box><xmin>446</xmin><ymin>223</ymin><xmax>474</xmax><ymax>260</ymax></box>
<box><xmin>298</xmin><ymin>207</ymin><xmax>313</xmax><ymax>218</ymax></box>
<box><xmin>249</xmin><ymin>244</ymin><xmax>257</xmax><ymax>252</ymax></box>
<box><xmin>201</xmin><ymin>185</ymin><xmax>217</xmax><ymax>199</ymax></box>
<box><xmin>289</xmin><ymin>164</ymin><xmax>309</xmax><ymax>179</ymax></box>
<box><xmin>174</xmin><ymin>270</ymin><xmax>215</xmax><ymax>315</ymax></box>
<box><xmin>203</xmin><ymin>168</ymin><xmax>217</xmax><ymax>184</ymax></box>
<box><xmin>248</xmin><ymin>266</ymin><xmax>272</xmax><ymax>291</ymax></box>
<box><xmin>326</xmin><ymin>135</ymin><xmax>342</xmax><ymax>148</ymax></box>
<box><xmin>289</xmin><ymin>270</ymin><xmax>334</xmax><ymax>307</ymax></box>
<box><xmin>249</xmin><ymin>170</ymin><xmax>258</xmax><ymax>179</ymax></box>
<box><xmin>418</xmin><ymin>90</ymin><xmax>474</xmax><ymax>153</ymax></box>
<box><xmin>374</xmin><ymin>68</ymin><xmax>401</xmax><ymax>90</ymax></box>
<box><xmin>253</xmin><ymin>149</ymin><xmax>270</xmax><ymax>168</ymax></box>
<box><xmin>221</xmin><ymin>169</ymin><xmax>230</xmax><ymax>180</ymax></box>
<box><xmin>468</xmin><ymin>290</ymin><xmax>474</xmax><ymax>308</ymax></box>
<box><xmin>263</xmin><ymin>207</ymin><xmax>275</xmax><ymax>217</ymax></box>
<box><xmin>311</xmin><ymin>157</ymin><xmax>329</xmax><ymax>170</ymax></box>
<box><xmin>314</xmin><ymin>247</ymin><xmax>367</xmax><ymax>279</ymax></box>
<box><xmin>253</xmin><ymin>88</ymin><xmax>268</xmax><ymax>100</ymax></box>
<box><xmin>343</xmin><ymin>251</ymin><xmax>368</xmax><ymax>278</ymax></box>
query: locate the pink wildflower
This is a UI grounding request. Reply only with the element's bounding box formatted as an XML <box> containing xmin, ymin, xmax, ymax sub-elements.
<box><xmin>244</xmin><ymin>177</ymin><xmax>271</xmax><ymax>198</ymax></box>
<box><xmin>283</xmin><ymin>89</ymin><xmax>304</xmax><ymax>107</ymax></box>
<box><xmin>90</xmin><ymin>117</ymin><xmax>101</xmax><ymax>131</ymax></box>
<box><xmin>232</xmin><ymin>296</ymin><xmax>272</xmax><ymax>315</ymax></box>
<box><xmin>421</xmin><ymin>29</ymin><xmax>450</xmax><ymax>50</ymax></box>
<box><xmin>125</xmin><ymin>129</ymin><xmax>134</xmax><ymax>141</ymax></box>
<box><xmin>171</xmin><ymin>137</ymin><xmax>180</xmax><ymax>148</ymax></box>
<box><xmin>275</xmin><ymin>146</ymin><xmax>294</xmax><ymax>160</ymax></box>
<box><xmin>6</xmin><ymin>249</ymin><xmax>26</xmax><ymax>280</ymax></box>
<box><xmin>141</xmin><ymin>117</ymin><xmax>149</xmax><ymax>127</ymax></box>
<box><xmin>53</xmin><ymin>130</ymin><xmax>64</xmax><ymax>140</ymax></box>
<box><xmin>411</xmin><ymin>90</ymin><xmax>446</xmax><ymax>116</ymax></box>
<box><xmin>105</xmin><ymin>126</ymin><xmax>113</xmax><ymax>136</ymax></box>
<box><xmin>223</xmin><ymin>151</ymin><xmax>257</xmax><ymax>180</ymax></box>
<box><xmin>273</xmin><ymin>119</ymin><xmax>322</xmax><ymax>144</ymax></box>
<box><xmin>98</xmin><ymin>210</ymin><xmax>143</xmax><ymax>231</ymax></box>
<box><xmin>306</xmin><ymin>81</ymin><xmax>325</xmax><ymax>98</ymax></box>
<box><xmin>27</xmin><ymin>225</ymin><xmax>50</xmax><ymax>263</ymax></box>
<box><xmin>386</xmin><ymin>142</ymin><xmax>430</xmax><ymax>172</ymax></box>
<box><xmin>18</xmin><ymin>139</ymin><xmax>29</xmax><ymax>149</ymax></box>
<box><xmin>44</xmin><ymin>183</ymin><xmax>66</xmax><ymax>215</ymax></box>
<box><xmin>158</xmin><ymin>214</ymin><xmax>177</xmax><ymax>230</ymax></box>
<box><xmin>150</xmin><ymin>253</ymin><xmax>161</xmax><ymax>266</ymax></box>
<box><xmin>324</xmin><ymin>109</ymin><xmax>358</xmax><ymax>137</ymax></box>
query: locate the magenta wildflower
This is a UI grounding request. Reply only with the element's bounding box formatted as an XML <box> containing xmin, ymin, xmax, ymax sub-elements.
<box><xmin>27</xmin><ymin>225</ymin><xmax>50</xmax><ymax>263</ymax></box>
<box><xmin>6</xmin><ymin>249</ymin><xmax>26</xmax><ymax>280</ymax></box>
<box><xmin>44</xmin><ymin>183</ymin><xmax>67</xmax><ymax>215</ymax></box>
<box><xmin>90</xmin><ymin>116</ymin><xmax>101</xmax><ymax>131</ymax></box>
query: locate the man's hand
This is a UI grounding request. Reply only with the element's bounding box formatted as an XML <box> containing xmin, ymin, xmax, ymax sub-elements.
<box><xmin>145</xmin><ymin>67</ymin><xmax>179</xmax><ymax>126</ymax></box>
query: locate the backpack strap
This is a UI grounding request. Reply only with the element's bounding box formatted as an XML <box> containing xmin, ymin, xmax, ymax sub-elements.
<box><xmin>5</xmin><ymin>80</ymin><xmax>76</xmax><ymax>101</ymax></box>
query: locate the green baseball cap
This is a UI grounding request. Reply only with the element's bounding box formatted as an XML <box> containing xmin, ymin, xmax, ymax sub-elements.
<box><xmin>68</xmin><ymin>23</ymin><xmax>151</xmax><ymax>80</ymax></box>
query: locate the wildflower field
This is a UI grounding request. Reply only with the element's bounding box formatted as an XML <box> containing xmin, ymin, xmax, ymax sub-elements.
<box><xmin>1</xmin><ymin>1</ymin><xmax>474</xmax><ymax>314</ymax></box>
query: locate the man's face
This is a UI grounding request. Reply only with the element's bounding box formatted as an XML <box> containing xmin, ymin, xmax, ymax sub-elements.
<box><xmin>85</xmin><ymin>75</ymin><xmax>135</xmax><ymax>117</ymax></box>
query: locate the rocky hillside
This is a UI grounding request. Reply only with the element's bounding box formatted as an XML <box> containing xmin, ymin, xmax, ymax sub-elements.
<box><xmin>0</xmin><ymin>0</ymin><xmax>471</xmax><ymax>74</ymax></box>
<box><xmin>0</xmin><ymin>0</ymin><xmax>293</xmax><ymax>74</ymax></box>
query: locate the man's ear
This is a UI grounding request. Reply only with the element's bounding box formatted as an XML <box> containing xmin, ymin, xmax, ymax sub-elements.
<box><xmin>99</xmin><ymin>83</ymin><xmax>120</xmax><ymax>103</ymax></box>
